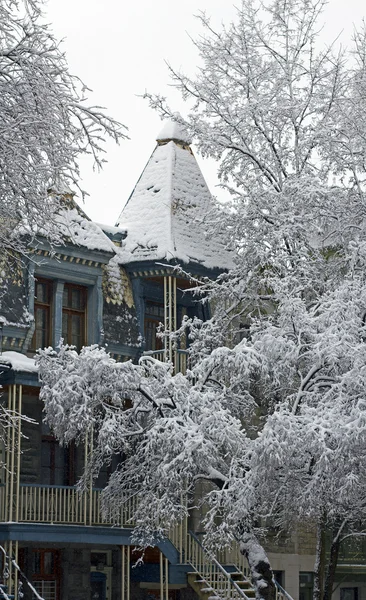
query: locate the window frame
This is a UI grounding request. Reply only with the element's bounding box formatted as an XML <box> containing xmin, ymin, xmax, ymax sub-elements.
<box><xmin>30</xmin><ymin>278</ymin><xmax>53</xmax><ymax>351</ymax></box>
<box><xmin>31</xmin><ymin>548</ymin><xmax>61</xmax><ymax>600</ymax></box>
<box><xmin>144</xmin><ymin>301</ymin><xmax>164</xmax><ymax>351</ymax></box>
<box><xmin>62</xmin><ymin>283</ymin><xmax>87</xmax><ymax>350</ymax></box>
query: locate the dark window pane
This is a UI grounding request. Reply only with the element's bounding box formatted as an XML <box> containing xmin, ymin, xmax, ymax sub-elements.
<box><xmin>145</xmin><ymin>319</ymin><xmax>163</xmax><ymax>351</ymax></box>
<box><xmin>35</xmin><ymin>330</ymin><xmax>44</xmax><ymax>351</ymax></box>
<box><xmin>35</xmin><ymin>307</ymin><xmax>47</xmax><ymax>329</ymax></box>
<box><xmin>33</xmin><ymin>551</ymin><xmax>41</xmax><ymax>575</ymax></box>
<box><xmin>71</xmin><ymin>288</ymin><xmax>84</xmax><ymax>310</ymax></box>
<box><xmin>41</xmin><ymin>442</ymin><xmax>51</xmax><ymax>469</ymax></box>
<box><xmin>41</xmin><ymin>467</ymin><xmax>51</xmax><ymax>486</ymax></box>
<box><xmin>71</xmin><ymin>314</ymin><xmax>81</xmax><ymax>336</ymax></box>
<box><xmin>36</xmin><ymin>283</ymin><xmax>46</xmax><ymax>303</ymax></box>
<box><xmin>41</xmin><ymin>440</ymin><xmax>66</xmax><ymax>486</ymax></box>
<box><xmin>62</xmin><ymin>314</ymin><xmax>68</xmax><ymax>341</ymax></box>
<box><xmin>32</xmin><ymin>279</ymin><xmax>52</xmax><ymax>350</ymax></box>
<box><xmin>62</xmin><ymin>284</ymin><xmax>87</xmax><ymax>349</ymax></box>
<box><xmin>146</xmin><ymin>302</ymin><xmax>164</xmax><ymax>318</ymax></box>
<box><xmin>341</xmin><ymin>590</ymin><xmax>358</xmax><ymax>600</ymax></box>
<box><xmin>43</xmin><ymin>552</ymin><xmax>55</xmax><ymax>576</ymax></box>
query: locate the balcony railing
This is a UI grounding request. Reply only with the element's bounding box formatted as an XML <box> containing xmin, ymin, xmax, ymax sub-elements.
<box><xmin>143</xmin><ymin>349</ymin><xmax>188</xmax><ymax>374</ymax></box>
<box><xmin>3</xmin><ymin>484</ymin><xmax>138</xmax><ymax>527</ymax></box>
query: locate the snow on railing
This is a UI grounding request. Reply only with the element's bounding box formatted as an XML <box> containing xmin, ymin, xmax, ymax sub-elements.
<box><xmin>0</xmin><ymin>545</ymin><xmax>44</xmax><ymax>600</ymax></box>
<box><xmin>187</xmin><ymin>531</ymin><xmax>253</xmax><ymax>600</ymax></box>
<box><xmin>186</xmin><ymin>532</ymin><xmax>295</xmax><ymax>600</ymax></box>
<box><xmin>142</xmin><ymin>349</ymin><xmax>189</xmax><ymax>374</ymax></box>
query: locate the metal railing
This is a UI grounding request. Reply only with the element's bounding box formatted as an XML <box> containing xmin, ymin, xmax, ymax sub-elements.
<box><xmin>1</xmin><ymin>483</ymin><xmax>295</xmax><ymax>600</ymax></box>
<box><xmin>275</xmin><ymin>581</ymin><xmax>295</xmax><ymax>600</ymax></box>
<box><xmin>186</xmin><ymin>532</ymin><xmax>295</xmax><ymax>600</ymax></box>
<box><xmin>187</xmin><ymin>531</ymin><xmax>253</xmax><ymax>600</ymax></box>
<box><xmin>142</xmin><ymin>349</ymin><xmax>189</xmax><ymax>374</ymax></box>
<box><xmin>16</xmin><ymin>484</ymin><xmax>137</xmax><ymax>527</ymax></box>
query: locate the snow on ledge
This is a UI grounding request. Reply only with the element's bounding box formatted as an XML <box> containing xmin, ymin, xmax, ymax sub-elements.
<box><xmin>0</xmin><ymin>352</ymin><xmax>38</xmax><ymax>373</ymax></box>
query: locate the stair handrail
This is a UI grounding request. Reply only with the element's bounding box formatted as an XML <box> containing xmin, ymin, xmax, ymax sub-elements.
<box><xmin>188</xmin><ymin>531</ymin><xmax>253</xmax><ymax>600</ymax></box>
<box><xmin>0</xmin><ymin>586</ymin><xmax>11</xmax><ymax>600</ymax></box>
<box><xmin>0</xmin><ymin>546</ymin><xmax>44</xmax><ymax>600</ymax></box>
<box><xmin>274</xmin><ymin>581</ymin><xmax>295</xmax><ymax>600</ymax></box>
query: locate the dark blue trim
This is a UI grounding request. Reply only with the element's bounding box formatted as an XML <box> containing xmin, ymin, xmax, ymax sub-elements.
<box><xmin>35</xmin><ymin>263</ymin><xmax>104</xmax><ymax>287</ymax></box>
<box><xmin>0</xmin><ymin>523</ymin><xmax>133</xmax><ymax>545</ymax></box>
<box><xmin>0</xmin><ymin>524</ymin><xmax>179</xmax><ymax>562</ymax></box>
<box><xmin>125</xmin><ymin>259</ymin><xmax>226</xmax><ymax>280</ymax></box>
<box><xmin>0</xmin><ymin>369</ymin><xmax>39</xmax><ymax>386</ymax></box>
<box><xmin>1</xmin><ymin>326</ymin><xmax>27</xmax><ymax>341</ymax></box>
<box><xmin>33</xmin><ymin>240</ymin><xmax>113</xmax><ymax>264</ymax></box>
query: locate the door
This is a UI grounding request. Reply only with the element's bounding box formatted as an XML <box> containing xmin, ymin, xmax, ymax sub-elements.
<box><xmin>90</xmin><ymin>572</ymin><xmax>107</xmax><ymax>600</ymax></box>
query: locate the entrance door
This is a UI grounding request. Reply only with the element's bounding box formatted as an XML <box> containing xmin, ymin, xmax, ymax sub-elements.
<box><xmin>90</xmin><ymin>572</ymin><xmax>107</xmax><ymax>600</ymax></box>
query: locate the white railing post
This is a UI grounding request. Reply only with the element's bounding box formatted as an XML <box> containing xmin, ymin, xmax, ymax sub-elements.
<box><xmin>164</xmin><ymin>275</ymin><xmax>177</xmax><ymax>369</ymax></box>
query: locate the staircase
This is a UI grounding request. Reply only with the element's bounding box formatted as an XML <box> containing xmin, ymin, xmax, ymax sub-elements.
<box><xmin>183</xmin><ymin>532</ymin><xmax>293</xmax><ymax>600</ymax></box>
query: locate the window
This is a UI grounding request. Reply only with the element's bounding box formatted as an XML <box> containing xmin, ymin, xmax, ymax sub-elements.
<box><xmin>31</xmin><ymin>279</ymin><xmax>52</xmax><ymax>350</ymax></box>
<box><xmin>341</xmin><ymin>589</ymin><xmax>358</xmax><ymax>600</ymax></box>
<box><xmin>273</xmin><ymin>571</ymin><xmax>284</xmax><ymax>588</ymax></box>
<box><xmin>32</xmin><ymin>549</ymin><xmax>60</xmax><ymax>600</ymax></box>
<box><xmin>41</xmin><ymin>437</ymin><xmax>65</xmax><ymax>486</ymax></box>
<box><xmin>299</xmin><ymin>572</ymin><xmax>314</xmax><ymax>600</ymax></box>
<box><xmin>144</xmin><ymin>302</ymin><xmax>164</xmax><ymax>351</ymax></box>
<box><xmin>62</xmin><ymin>283</ymin><xmax>87</xmax><ymax>350</ymax></box>
<box><xmin>31</xmin><ymin>279</ymin><xmax>88</xmax><ymax>351</ymax></box>
<box><xmin>41</xmin><ymin>423</ymin><xmax>76</xmax><ymax>486</ymax></box>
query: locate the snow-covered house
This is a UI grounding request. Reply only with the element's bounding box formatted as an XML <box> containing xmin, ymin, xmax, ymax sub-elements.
<box><xmin>0</xmin><ymin>123</ymin><xmax>363</xmax><ymax>600</ymax></box>
<box><xmin>0</xmin><ymin>123</ymin><xmax>234</xmax><ymax>600</ymax></box>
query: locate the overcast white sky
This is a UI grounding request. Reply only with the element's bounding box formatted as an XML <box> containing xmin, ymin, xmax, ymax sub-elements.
<box><xmin>44</xmin><ymin>0</ymin><xmax>365</xmax><ymax>227</ymax></box>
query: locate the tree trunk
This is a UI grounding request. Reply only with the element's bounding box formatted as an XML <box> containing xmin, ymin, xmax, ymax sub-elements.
<box><xmin>240</xmin><ymin>532</ymin><xmax>276</xmax><ymax>600</ymax></box>
<box><xmin>313</xmin><ymin>516</ymin><xmax>326</xmax><ymax>600</ymax></box>
<box><xmin>323</xmin><ymin>529</ymin><xmax>341</xmax><ymax>600</ymax></box>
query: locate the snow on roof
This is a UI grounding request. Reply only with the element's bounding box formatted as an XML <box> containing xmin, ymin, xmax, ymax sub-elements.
<box><xmin>58</xmin><ymin>209</ymin><xmax>116</xmax><ymax>253</ymax></box>
<box><xmin>97</xmin><ymin>223</ymin><xmax>127</xmax><ymax>235</ymax></box>
<box><xmin>48</xmin><ymin>180</ymin><xmax>74</xmax><ymax>196</ymax></box>
<box><xmin>156</xmin><ymin>116</ymin><xmax>192</xmax><ymax>145</ymax></box>
<box><xmin>0</xmin><ymin>351</ymin><xmax>37</xmax><ymax>373</ymax></box>
<box><xmin>116</xmin><ymin>139</ymin><xmax>233</xmax><ymax>270</ymax></box>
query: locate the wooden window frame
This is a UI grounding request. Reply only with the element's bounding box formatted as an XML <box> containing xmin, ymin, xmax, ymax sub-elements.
<box><xmin>62</xmin><ymin>283</ymin><xmax>87</xmax><ymax>349</ymax></box>
<box><xmin>31</xmin><ymin>278</ymin><xmax>53</xmax><ymax>351</ymax></box>
<box><xmin>32</xmin><ymin>549</ymin><xmax>61</xmax><ymax>600</ymax></box>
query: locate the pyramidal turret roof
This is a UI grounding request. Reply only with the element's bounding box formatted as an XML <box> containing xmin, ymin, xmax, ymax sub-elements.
<box><xmin>115</xmin><ymin>119</ymin><xmax>233</xmax><ymax>271</ymax></box>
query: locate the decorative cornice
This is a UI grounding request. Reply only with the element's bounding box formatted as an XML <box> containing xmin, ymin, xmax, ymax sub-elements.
<box><xmin>33</xmin><ymin>248</ymin><xmax>104</xmax><ymax>268</ymax></box>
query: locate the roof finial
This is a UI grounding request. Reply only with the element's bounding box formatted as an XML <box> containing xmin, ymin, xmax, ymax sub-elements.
<box><xmin>156</xmin><ymin>113</ymin><xmax>192</xmax><ymax>146</ymax></box>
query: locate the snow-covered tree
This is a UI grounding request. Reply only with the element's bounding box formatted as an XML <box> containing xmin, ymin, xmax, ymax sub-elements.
<box><xmin>0</xmin><ymin>0</ymin><xmax>125</xmax><ymax>256</ymax></box>
<box><xmin>39</xmin><ymin>2</ymin><xmax>366</xmax><ymax>600</ymax></box>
